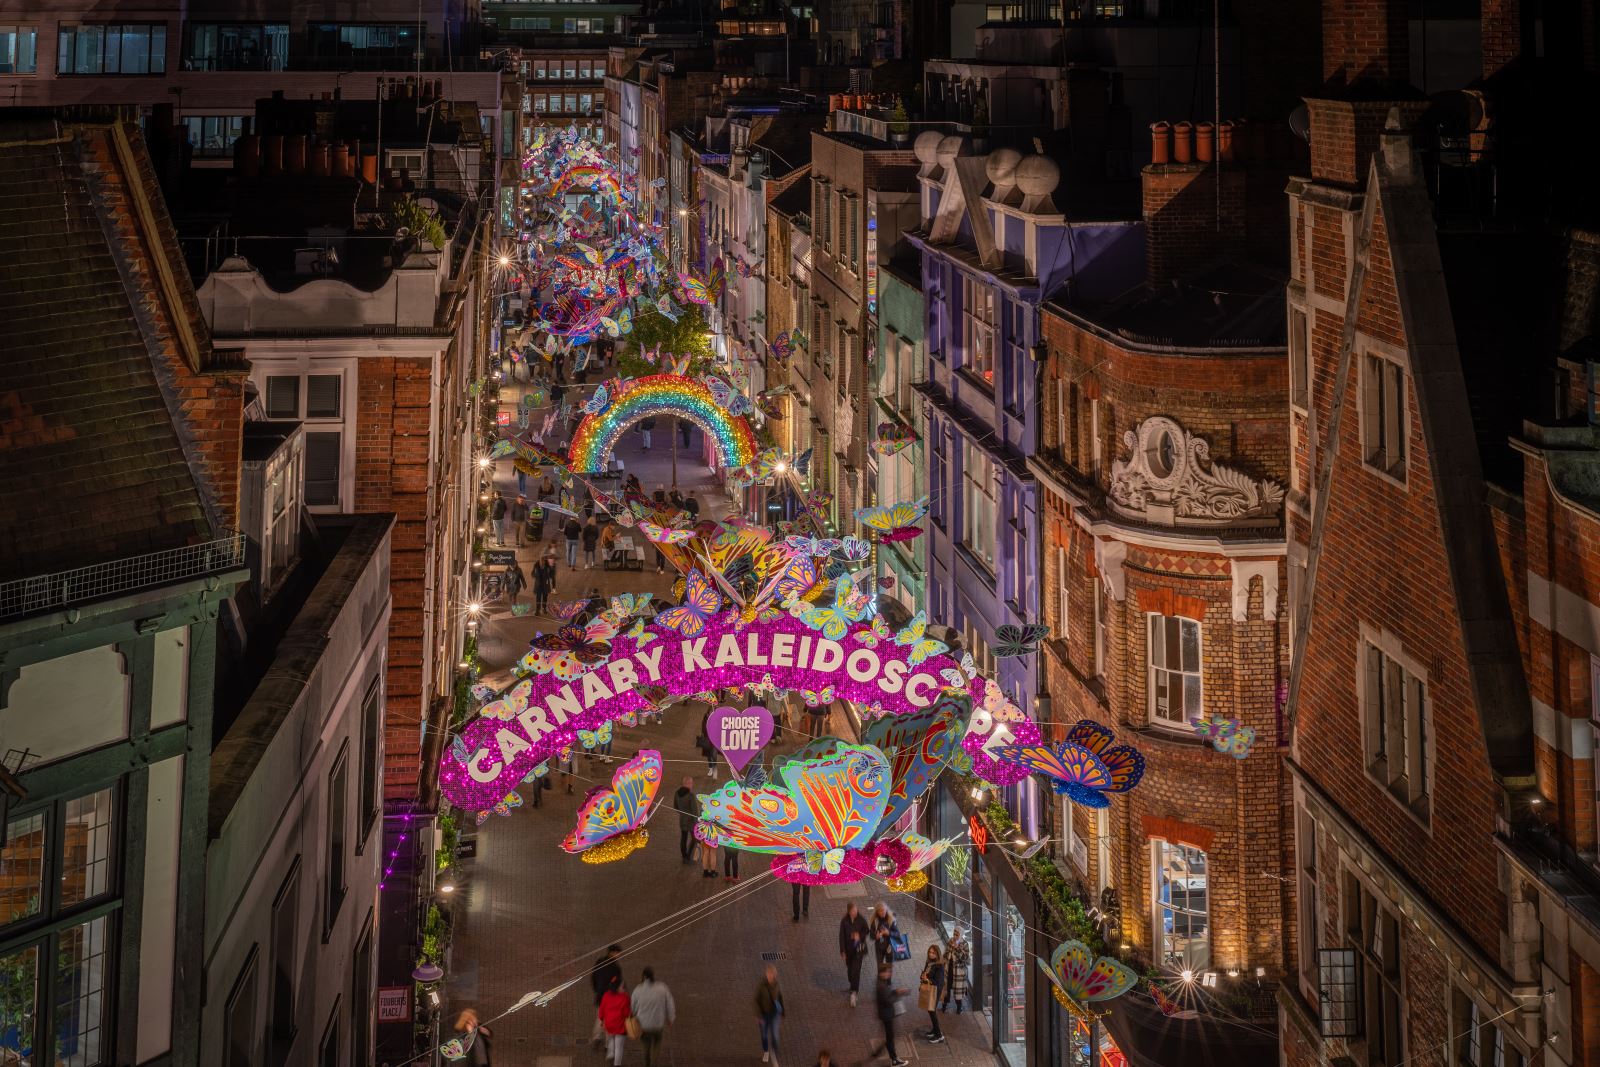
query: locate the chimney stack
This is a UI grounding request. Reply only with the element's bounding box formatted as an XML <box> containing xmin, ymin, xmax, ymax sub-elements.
<box><xmin>1306</xmin><ymin>0</ymin><xmax>1427</xmax><ymax>189</ymax></box>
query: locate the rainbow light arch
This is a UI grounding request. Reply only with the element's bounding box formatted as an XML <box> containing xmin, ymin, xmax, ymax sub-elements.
<box><xmin>550</xmin><ymin>164</ymin><xmax>622</xmax><ymax>203</ymax></box>
<box><xmin>567</xmin><ymin>374</ymin><xmax>759</xmax><ymax>473</ymax></box>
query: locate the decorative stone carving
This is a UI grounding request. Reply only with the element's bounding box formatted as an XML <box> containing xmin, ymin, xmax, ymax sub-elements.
<box><xmin>1108</xmin><ymin>416</ymin><xmax>1284</xmax><ymax>527</ymax></box>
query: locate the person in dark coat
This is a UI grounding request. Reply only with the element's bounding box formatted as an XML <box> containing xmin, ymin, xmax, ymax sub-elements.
<box><xmin>532</xmin><ymin>553</ymin><xmax>557</xmax><ymax>615</ymax></box>
<box><xmin>753</xmin><ymin>966</ymin><xmax>783</xmax><ymax>1063</ymax></box>
<box><xmin>870</xmin><ymin>904</ymin><xmax>901</xmax><ymax>972</ymax></box>
<box><xmin>839</xmin><ymin>902</ymin><xmax>870</xmax><ymax>1006</ymax></box>
<box><xmin>562</xmin><ymin>516</ymin><xmax>583</xmax><ymax>569</ymax></box>
<box><xmin>582</xmin><ymin>517</ymin><xmax>601</xmax><ymax>568</ymax></box>
<box><xmin>589</xmin><ymin>945</ymin><xmax>624</xmax><ymax>1048</ymax></box>
<box><xmin>673</xmin><ymin>777</ymin><xmax>697</xmax><ymax>862</ymax></box>
<box><xmin>867</xmin><ymin>964</ymin><xmax>909</xmax><ymax>1067</ymax></box>
<box><xmin>942</xmin><ymin>927</ymin><xmax>971</xmax><ymax>1013</ymax></box>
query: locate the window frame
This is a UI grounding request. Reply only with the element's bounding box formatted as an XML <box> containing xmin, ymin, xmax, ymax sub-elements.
<box><xmin>960</xmin><ymin>440</ymin><xmax>997</xmax><ymax>572</ymax></box>
<box><xmin>1359</xmin><ymin>349</ymin><xmax>1408</xmax><ymax>483</ymax></box>
<box><xmin>1151</xmin><ymin>838</ymin><xmax>1210</xmax><ymax>974</ymax></box>
<box><xmin>225</xmin><ymin>944</ymin><xmax>261</xmax><ymax>1067</ymax></box>
<box><xmin>1289</xmin><ymin>304</ymin><xmax>1310</xmax><ymax>411</ymax></box>
<box><xmin>961</xmin><ymin>274</ymin><xmax>996</xmax><ymax>389</ymax></box>
<box><xmin>0</xmin><ymin>25</ymin><xmax>38</xmax><ymax>74</ymax></box>
<box><xmin>323</xmin><ymin>744</ymin><xmax>349</xmax><ymax>939</ymax></box>
<box><xmin>269</xmin><ymin>858</ymin><xmax>301</xmax><ymax>1056</ymax></box>
<box><xmin>1358</xmin><ymin>627</ymin><xmax>1433</xmax><ymax>823</ymax></box>
<box><xmin>1146</xmin><ymin>613</ymin><xmax>1203</xmax><ymax>729</ymax></box>
<box><xmin>357</xmin><ymin>678</ymin><xmax>382</xmax><ymax>851</ymax></box>
<box><xmin>57</xmin><ymin>22</ymin><xmax>168</xmax><ymax>75</ymax></box>
<box><xmin>1342</xmin><ymin>869</ymin><xmax>1405</xmax><ymax>1067</ymax></box>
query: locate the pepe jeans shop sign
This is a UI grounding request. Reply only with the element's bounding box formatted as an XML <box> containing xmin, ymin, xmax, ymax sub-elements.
<box><xmin>440</xmin><ymin>612</ymin><xmax>975</xmax><ymax>809</ymax></box>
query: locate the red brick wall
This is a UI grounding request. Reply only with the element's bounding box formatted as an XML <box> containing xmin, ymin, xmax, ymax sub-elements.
<box><xmin>1037</xmin><ymin>306</ymin><xmax>1291</xmax><ymax>979</ymax></box>
<box><xmin>1320</xmin><ymin>0</ymin><xmax>1409</xmax><ymax>86</ymax></box>
<box><xmin>357</xmin><ymin>355</ymin><xmax>440</xmax><ymax>800</ymax></box>
<box><xmin>1288</xmin><ymin>184</ymin><xmax>1507</xmax><ymax>964</ymax></box>
<box><xmin>1481</xmin><ymin>0</ymin><xmax>1524</xmax><ymax>79</ymax></box>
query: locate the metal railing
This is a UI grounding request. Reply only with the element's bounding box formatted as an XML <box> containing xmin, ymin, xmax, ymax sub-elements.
<box><xmin>0</xmin><ymin>531</ymin><xmax>247</xmax><ymax>622</ymax></box>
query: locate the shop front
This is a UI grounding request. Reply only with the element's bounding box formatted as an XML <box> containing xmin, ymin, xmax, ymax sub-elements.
<box><xmin>926</xmin><ymin>781</ymin><xmax>1042</xmax><ymax>1067</ymax></box>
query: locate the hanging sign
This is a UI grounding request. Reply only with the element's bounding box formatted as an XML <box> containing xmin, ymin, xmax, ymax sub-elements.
<box><xmin>377</xmin><ymin>987</ymin><xmax>412</xmax><ymax>1023</ymax></box>
<box><xmin>707</xmin><ymin>705</ymin><xmax>774</xmax><ymax>775</ymax></box>
<box><xmin>969</xmin><ymin>813</ymin><xmax>989</xmax><ymax>856</ymax></box>
<box><xmin>440</xmin><ymin>611</ymin><xmax>972</xmax><ymax>809</ymax></box>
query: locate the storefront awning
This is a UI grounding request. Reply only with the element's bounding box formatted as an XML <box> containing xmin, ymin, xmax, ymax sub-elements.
<box><xmin>1099</xmin><ymin>991</ymin><xmax>1279</xmax><ymax>1067</ymax></box>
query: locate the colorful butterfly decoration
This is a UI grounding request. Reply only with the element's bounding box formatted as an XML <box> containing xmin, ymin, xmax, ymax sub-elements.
<box><xmin>702</xmin><ymin>374</ymin><xmax>754</xmax><ymax>417</ymax></box>
<box><xmin>639</xmin><ymin>520</ymin><xmax>696</xmax><ymax>545</ymax></box>
<box><xmin>677</xmin><ymin>271</ymin><xmax>713</xmax><ymax>306</ymax></box>
<box><xmin>894</xmin><ymin>611</ymin><xmax>950</xmax><ymax>666</ymax></box>
<box><xmin>786</xmin><ymin>534</ymin><xmax>841</xmax><ymax>557</ymax></box>
<box><xmin>561</xmin><ymin>749</ymin><xmax>663</xmax><ymax>863</ymax></box>
<box><xmin>600</xmin><ymin>306</ymin><xmax>632</xmax><ymax>338</ymax></box>
<box><xmin>1191</xmin><ymin>717</ymin><xmax>1257</xmax><ymax>759</ymax></box>
<box><xmin>887</xmin><ymin>831</ymin><xmax>958</xmax><ymax>892</ymax></box>
<box><xmin>581</xmin><ymin>384</ymin><xmax>611</xmax><ymax>416</ymax></box>
<box><xmin>551</xmin><ymin>598</ymin><xmax>588</xmax><ymax>621</ymax></box>
<box><xmin>475</xmin><ymin>790</ymin><xmax>524</xmax><ymax>826</ymax></box>
<box><xmin>861</xmin><ymin>691</ymin><xmax>969</xmax><ymax>832</ymax></box>
<box><xmin>576</xmin><ymin>721</ymin><xmax>613</xmax><ymax>751</ymax></box>
<box><xmin>856</xmin><ymin>497</ymin><xmax>929</xmax><ymax>543</ymax></box>
<box><xmin>521</xmin><ymin>761</ymin><xmax>551</xmax><ymax>784</ymax></box>
<box><xmin>939</xmin><ymin>650</ymin><xmax>980</xmax><ymax>691</ymax></box>
<box><xmin>605</xmin><ymin>592</ymin><xmax>655</xmax><ymax>620</ymax></box>
<box><xmin>799</xmin><ymin>686</ymin><xmax>836</xmax><ymax>707</ymax></box>
<box><xmin>1043</xmin><ymin>942</ymin><xmax>1138</xmax><ymax>1022</ymax></box>
<box><xmin>993</xmin><ymin>722</ymin><xmax>1144</xmax><ymax>807</ymax></box>
<box><xmin>852</xmin><ymin>615</ymin><xmax>892</xmax><ymax>647</ymax></box>
<box><xmin>529</xmin><ymin>619</ymin><xmax>616</xmax><ymax>680</ymax></box>
<box><xmin>872</xmin><ymin>422</ymin><xmax>917</xmax><ymax>456</ymax></box>
<box><xmin>834</xmin><ymin>536</ymin><xmax>872</xmax><ymax>562</ymax></box>
<box><xmin>769</xmin><ymin>331</ymin><xmax>794</xmax><ymax>361</ymax></box>
<box><xmin>745</xmin><ymin>673</ymin><xmax>779</xmax><ymax>698</ymax></box>
<box><xmin>994</xmin><ymin>623</ymin><xmax>1050</xmax><ymax>658</ymax></box>
<box><xmin>654</xmin><ymin>569</ymin><xmax>724</xmax><ymax>638</ymax></box>
<box><xmin>695</xmin><ymin>744</ymin><xmax>891</xmax><ymax>882</ymax></box>
<box><xmin>790</xmin><ymin>579</ymin><xmax>873</xmax><ymax>641</ymax></box>
<box><xmin>439</xmin><ymin>1030</ymin><xmax>477</xmax><ymax>1061</ymax></box>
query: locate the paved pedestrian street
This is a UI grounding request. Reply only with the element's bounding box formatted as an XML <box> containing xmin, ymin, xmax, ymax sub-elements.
<box><xmin>444</xmin><ymin>386</ymin><xmax>994</xmax><ymax>1067</ymax></box>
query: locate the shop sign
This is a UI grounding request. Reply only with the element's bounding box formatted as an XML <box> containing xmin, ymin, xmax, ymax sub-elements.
<box><xmin>969</xmin><ymin>813</ymin><xmax>988</xmax><ymax>855</ymax></box>
<box><xmin>377</xmin><ymin>987</ymin><xmax>412</xmax><ymax>1023</ymax></box>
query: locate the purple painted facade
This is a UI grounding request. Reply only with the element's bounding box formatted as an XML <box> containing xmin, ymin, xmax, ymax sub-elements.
<box><xmin>906</xmin><ymin>134</ymin><xmax>1142</xmax><ymax>827</ymax></box>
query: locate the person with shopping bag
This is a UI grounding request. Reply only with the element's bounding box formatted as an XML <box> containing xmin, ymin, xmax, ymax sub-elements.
<box><xmin>918</xmin><ymin>945</ymin><xmax>947</xmax><ymax>1044</ymax></box>
<box><xmin>598</xmin><ymin>974</ymin><xmax>631</xmax><ymax>1067</ymax></box>
<box><xmin>629</xmin><ymin>967</ymin><xmax>676</xmax><ymax>1067</ymax></box>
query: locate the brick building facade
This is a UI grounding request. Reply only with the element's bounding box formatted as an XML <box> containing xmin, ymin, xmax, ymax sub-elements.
<box><xmin>1030</xmin><ymin>136</ymin><xmax>1291</xmax><ymax>1059</ymax></box>
<box><xmin>1277</xmin><ymin>2</ymin><xmax>1600</xmax><ymax>1065</ymax></box>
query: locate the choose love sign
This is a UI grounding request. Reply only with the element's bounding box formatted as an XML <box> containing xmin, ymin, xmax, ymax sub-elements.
<box><xmin>439</xmin><ymin>610</ymin><xmax>1037</xmax><ymax>810</ymax></box>
<box><xmin>707</xmin><ymin>705</ymin><xmax>773</xmax><ymax>774</ymax></box>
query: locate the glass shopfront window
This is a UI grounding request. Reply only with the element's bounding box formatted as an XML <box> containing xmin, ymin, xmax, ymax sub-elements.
<box><xmin>996</xmin><ymin>898</ymin><xmax>1028</xmax><ymax>1067</ymax></box>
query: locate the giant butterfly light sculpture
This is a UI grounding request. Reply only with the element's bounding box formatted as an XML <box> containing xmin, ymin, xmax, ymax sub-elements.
<box><xmin>992</xmin><ymin>719</ymin><xmax>1145</xmax><ymax>806</ymax></box>
<box><xmin>695</xmin><ymin>743</ymin><xmax>893</xmax><ymax>885</ymax></box>
<box><xmin>561</xmin><ymin>749</ymin><xmax>664</xmax><ymax>863</ymax></box>
<box><xmin>1040</xmin><ymin>940</ymin><xmax>1138</xmax><ymax>1019</ymax></box>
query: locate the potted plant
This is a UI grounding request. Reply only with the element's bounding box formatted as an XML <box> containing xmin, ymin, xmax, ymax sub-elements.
<box><xmin>888</xmin><ymin>97</ymin><xmax>911</xmax><ymax>147</ymax></box>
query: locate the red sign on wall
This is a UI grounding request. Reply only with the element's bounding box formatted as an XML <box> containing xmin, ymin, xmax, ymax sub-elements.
<box><xmin>969</xmin><ymin>814</ymin><xmax>988</xmax><ymax>855</ymax></box>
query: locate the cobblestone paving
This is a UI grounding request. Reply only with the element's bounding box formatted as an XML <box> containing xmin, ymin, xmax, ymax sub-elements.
<box><xmin>443</xmin><ymin>384</ymin><xmax>995</xmax><ymax>1067</ymax></box>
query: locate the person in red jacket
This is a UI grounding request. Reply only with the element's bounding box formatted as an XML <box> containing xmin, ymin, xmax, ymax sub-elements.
<box><xmin>598</xmin><ymin>973</ymin><xmax>632</xmax><ymax>1067</ymax></box>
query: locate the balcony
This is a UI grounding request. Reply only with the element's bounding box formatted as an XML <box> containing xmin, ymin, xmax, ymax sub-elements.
<box><xmin>0</xmin><ymin>531</ymin><xmax>247</xmax><ymax>621</ymax></box>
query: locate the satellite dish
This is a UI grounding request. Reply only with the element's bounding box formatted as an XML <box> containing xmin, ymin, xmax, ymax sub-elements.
<box><xmin>1288</xmin><ymin>104</ymin><xmax>1310</xmax><ymax>143</ymax></box>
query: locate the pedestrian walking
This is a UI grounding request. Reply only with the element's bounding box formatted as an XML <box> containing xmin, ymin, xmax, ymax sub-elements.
<box><xmin>598</xmin><ymin>974</ymin><xmax>631</xmax><ymax>1067</ymax></box>
<box><xmin>562</xmin><ymin>516</ymin><xmax>583</xmax><ymax>569</ymax></box>
<box><xmin>943</xmin><ymin>927</ymin><xmax>971</xmax><ymax>1014</ymax></box>
<box><xmin>792</xmin><ymin>882</ymin><xmax>810</xmax><ymax>922</ymax></box>
<box><xmin>839</xmin><ymin>903</ymin><xmax>870</xmax><ymax>1006</ymax></box>
<box><xmin>723</xmin><ymin>844</ymin><xmax>740</xmax><ymax>882</ymax></box>
<box><xmin>919</xmin><ymin>945</ymin><xmax>947</xmax><ymax>1043</ymax></box>
<box><xmin>867</xmin><ymin>964</ymin><xmax>909</xmax><ymax>1067</ymax></box>
<box><xmin>505</xmin><ymin>559</ymin><xmax>526</xmax><ymax>605</ymax></box>
<box><xmin>870</xmin><ymin>904</ymin><xmax>903</xmax><ymax>972</ymax></box>
<box><xmin>492</xmin><ymin>492</ymin><xmax>509</xmax><ymax>545</ymax></box>
<box><xmin>753</xmin><ymin>966</ymin><xmax>784</xmax><ymax>1065</ymax></box>
<box><xmin>679</xmin><ymin>419</ymin><xmax>692</xmax><ymax>448</ymax></box>
<box><xmin>582</xmin><ymin>517</ymin><xmax>601</xmax><ymax>568</ymax></box>
<box><xmin>673</xmin><ymin>777</ymin><xmax>697</xmax><ymax>863</ymax></box>
<box><xmin>533</xmin><ymin>553</ymin><xmax>557</xmax><ymax>615</ymax></box>
<box><xmin>640</xmin><ymin>416</ymin><xmax>656</xmax><ymax>450</ymax></box>
<box><xmin>683</xmin><ymin>492</ymin><xmax>700</xmax><ymax>521</ymax></box>
<box><xmin>699</xmin><ymin>830</ymin><xmax>719</xmax><ymax>879</ymax></box>
<box><xmin>510</xmin><ymin>496</ymin><xmax>529</xmax><ymax>546</ymax></box>
<box><xmin>695</xmin><ymin>727</ymin><xmax>718</xmax><ymax>778</ymax></box>
<box><xmin>630</xmin><ymin>967</ymin><xmax>676</xmax><ymax>1067</ymax></box>
<box><xmin>669</xmin><ymin>488</ymin><xmax>684</xmax><ymax>510</ymax></box>
<box><xmin>590</xmin><ymin>945</ymin><xmax>624</xmax><ymax>1049</ymax></box>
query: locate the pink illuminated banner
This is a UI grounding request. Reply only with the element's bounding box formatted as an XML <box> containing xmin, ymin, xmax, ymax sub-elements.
<box><xmin>442</xmin><ymin>611</ymin><xmax>1041</xmax><ymax>810</ymax></box>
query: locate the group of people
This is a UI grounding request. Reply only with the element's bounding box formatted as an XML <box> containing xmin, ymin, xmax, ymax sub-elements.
<box><xmin>837</xmin><ymin>902</ymin><xmax>970</xmax><ymax>1064</ymax></box>
<box><xmin>590</xmin><ymin>945</ymin><xmax>678</xmax><ymax>1067</ymax></box>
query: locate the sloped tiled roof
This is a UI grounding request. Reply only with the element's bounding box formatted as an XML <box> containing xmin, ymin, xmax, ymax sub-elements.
<box><xmin>0</xmin><ymin>121</ymin><xmax>210</xmax><ymax>582</ymax></box>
